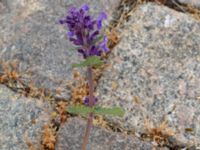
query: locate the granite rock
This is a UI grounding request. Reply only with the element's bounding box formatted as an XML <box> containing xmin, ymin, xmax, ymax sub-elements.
<box><xmin>55</xmin><ymin>118</ymin><xmax>166</xmax><ymax>150</ymax></box>
<box><xmin>178</xmin><ymin>0</ymin><xmax>200</xmax><ymax>8</ymax></box>
<box><xmin>1</xmin><ymin>0</ymin><xmax>26</xmax><ymax>11</ymax></box>
<box><xmin>0</xmin><ymin>0</ymin><xmax>120</xmax><ymax>100</ymax></box>
<box><xmin>0</xmin><ymin>84</ymin><xmax>52</xmax><ymax>150</ymax></box>
<box><xmin>96</xmin><ymin>3</ymin><xmax>200</xmax><ymax>146</ymax></box>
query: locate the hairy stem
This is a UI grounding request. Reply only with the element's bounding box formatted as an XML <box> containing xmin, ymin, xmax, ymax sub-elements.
<box><xmin>81</xmin><ymin>67</ymin><xmax>94</xmax><ymax>150</ymax></box>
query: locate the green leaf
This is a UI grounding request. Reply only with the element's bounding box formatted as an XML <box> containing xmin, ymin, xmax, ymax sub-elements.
<box><xmin>94</xmin><ymin>106</ymin><xmax>125</xmax><ymax>117</ymax></box>
<box><xmin>67</xmin><ymin>105</ymin><xmax>125</xmax><ymax>117</ymax></box>
<box><xmin>72</xmin><ymin>56</ymin><xmax>104</xmax><ymax>68</ymax></box>
<box><xmin>67</xmin><ymin>105</ymin><xmax>93</xmax><ymax>115</ymax></box>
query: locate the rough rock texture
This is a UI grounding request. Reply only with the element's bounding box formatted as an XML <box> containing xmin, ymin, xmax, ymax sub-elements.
<box><xmin>96</xmin><ymin>3</ymin><xmax>200</xmax><ymax>146</ymax></box>
<box><xmin>0</xmin><ymin>0</ymin><xmax>120</xmax><ymax>99</ymax></box>
<box><xmin>178</xmin><ymin>0</ymin><xmax>200</xmax><ymax>8</ymax></box>
<box><xmin>55</xmin><ymin>118</ymin><xmax>165</xmax><ymax>150</ymax></box>
<box><xmin>0</xmin><ymin>84</ymin><xmax>52</xmax><ymax>150</ymax></box>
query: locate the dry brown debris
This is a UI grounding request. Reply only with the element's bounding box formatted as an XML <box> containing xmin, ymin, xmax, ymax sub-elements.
<box><xmin>93</xmin><ymin>115</ymin><xmax>108</xmax><ymax>127</ymax></box>
<box><xmin>106</xmin><ymin>28</ymin><xmax>121</xmax><ymax>49</ymax></box>
<box><xmin>0</xmin><ymin>60</ymin><xmax>21</xmax><ymax>84</ymax></box>
<box><xmin>143</xmin><ymin>120</ymin><xmax>174</xmax><ymax>146</ymax></box>
<box><xmin>70</xmin><ymin>71</ymin><xmax>89</xmax><ymax>104</ymax></box>
<box><xmin>0</xmin><ymin>60</ymin><xmax>54</xmax><ymax>101</ymax></box>
<box><xmin>26</xmin><ymin>140</ymin><xmax>37</xmax><ymax>150</ymax></box>
<box><xmin>55</xmin><ymin>101</ymin><xmax>68</xmax><ymax>123</ymax></box>
<box><xmin>41</xmin><ymin>124</ymin><xmax>57</xmax><ymax>150</ymax></box>
<box><xmin>21</xmin><ymin>81</ymin><xmax>54</xmax><ymax>101</ymax></box>
<box><xmin>183</xmin><ymin>4</ymin><xmax>200</xmax><ymax>21</ymax></box>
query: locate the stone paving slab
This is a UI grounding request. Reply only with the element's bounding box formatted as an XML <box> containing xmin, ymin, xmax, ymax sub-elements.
<box><xmin>96</xmin><ymin>3</ymin><xmax>200</xmax><ymax>146</ymax></box>
<box><xmin>0</xmin><ymin>84</ymin><xmax>52</xmax><ymax>150</ymax></box>
<box><xmin>56</xmin><ymin>118</ymin><xmax>168</xmax><ymax>150</ymax></box>
<box><xmin>0</xmin><ymin>0</ymin><xmax>120</xmax><ymax>100</ymax></box>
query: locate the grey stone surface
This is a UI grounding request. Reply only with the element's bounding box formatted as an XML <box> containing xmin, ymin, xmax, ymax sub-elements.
<box><xmin>178</xmin><ymin>0</ymin><xmax>200</xmax><ymax>8</ymax></box>
<box><xmin>56</xmin><ymin>118</ymin><xmax>161</xmax><ymax>150</ymax></box>
<box><xmin>0</xmin><ymin>0</ymin><xmax>120</xmax><ymax>99</ymax></box>
<box><xmin>96</xmin><ymin>3</ymin><xmax>200</xmax><ymax>146</ymax></box>
<box><xmin>0</xmin><ymin>84</ymin><xmax>52</xmax><ymax>150</ymax></box>
<box><xmin>0</xmin><ymin>1</ymin><xmax>6</xmax><ymax>14</ymax></box>
<box><xmin>1</xmin><ymin>0</ymin><xmax>25</xmax><ymax>11</ymax></box>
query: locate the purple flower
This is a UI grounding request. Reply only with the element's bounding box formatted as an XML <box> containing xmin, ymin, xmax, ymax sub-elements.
<box><xmin>99</xmin><ymin>36</ymin><xmax>109</xmax><ymax>52</ymax></box>
<box><xmin>81</xmin><ymin>4</ymin><xmax>89</xmax><ymax>11</ymax></box>
<box><xmin>97</xmin><ymin>12</ymin><xmax>107</xmax><ymax>29</ymax></box>
<box><xmin>59</xmin><ymin>4</ymin><xmax>109</xmax><ymax>58</ymax></box>
<box><xmin>84</xmin><ymin>96</ymin><xmax>98</xmax><ymax>106</ymax></box>
<box><xmin>67</xmin><ymin>31</ymin><xmax>74</xmax><ymax>37</ymax></box>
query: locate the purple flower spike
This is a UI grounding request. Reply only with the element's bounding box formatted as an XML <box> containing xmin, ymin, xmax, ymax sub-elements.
<box><xmin>59</xmin><ymin>4</ymin><xmax>109</xmax><ymax>58</ymax></box>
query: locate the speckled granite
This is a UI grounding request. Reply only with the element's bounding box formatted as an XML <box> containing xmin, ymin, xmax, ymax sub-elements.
<box><xmin>0</xmin><ymin>84</ymin><xmax>52</xmax><ymax>150</ymax></box>
<box><xmin>96</xmin><ymin>3</ymin><xmax>200</xmax><ymax>146</ymax></box>
<box><xmin>178</xmin><ymin>0</ymin><xmax>200</xmax><ymax>8</ymax></box>
<box><xmin>0</xmin><ymin>0</ymin><xmax>120</xmax><ymax>100</ymax></box>
<box><xmin>55</xmin><ymin>118</ymin><xmax>167</xmax><ymax>150</ymax></box>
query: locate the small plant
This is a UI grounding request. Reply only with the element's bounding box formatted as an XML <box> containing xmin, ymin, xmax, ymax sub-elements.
<box><xmin>59</xmin><ymin>4</ymin><xmax>125</xmax><ymax>150</ymax></box>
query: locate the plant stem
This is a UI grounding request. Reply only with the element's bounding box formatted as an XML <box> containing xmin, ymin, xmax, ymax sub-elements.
<box><xmin>81</xmin><ymin>67</ymin><xmax>94</xmax><ymax>150</ymax></box>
